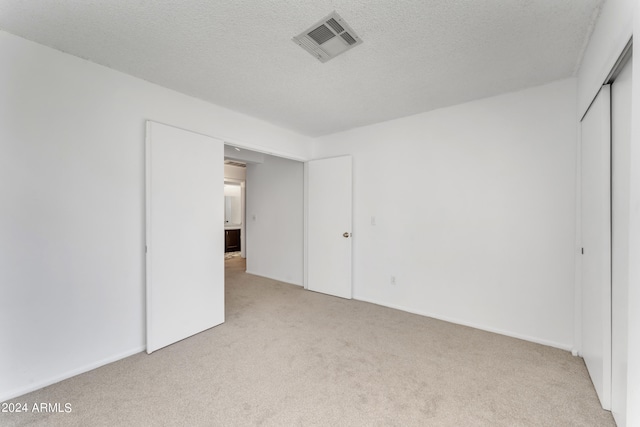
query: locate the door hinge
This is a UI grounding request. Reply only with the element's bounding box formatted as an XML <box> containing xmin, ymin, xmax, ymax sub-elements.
<box><xmin>581</xmin><ymin>248</ymin><xmax>584</xmax><ymax>255</ymax></box>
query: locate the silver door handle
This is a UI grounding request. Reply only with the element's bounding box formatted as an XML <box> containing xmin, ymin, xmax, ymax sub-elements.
<box><xmin>343</xmin><ymin>232</ymin><xmax>351</xmax><ymax>238</ymax></box>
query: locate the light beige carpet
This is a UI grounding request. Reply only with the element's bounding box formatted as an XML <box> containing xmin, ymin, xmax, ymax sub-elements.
<box><xmin>2</xmin><ymin>257</ymin><xmax>615</xmax><ymax>426</ymax></box>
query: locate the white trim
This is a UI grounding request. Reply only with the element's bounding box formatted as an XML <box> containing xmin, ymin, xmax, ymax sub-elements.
<box><xmin>144</xmin><ymin>119</ymin><xmax>311</xmax><ymax>163</ymax></box>
<box><xmin>219</xmin><ymin>135</ymin><xmax>310</xmax><ymax>163</ymax></box>
<box><xmin>303</xmin><ymin>162</ymin><xmax>309</xmax><ymax>290</ymax></box>
<box><xmin>145</xmin><ymin>121</ymin><xmax>154</xmax><ymax>353</ymax></box>
<box><xmin>0</xmin><ymin>346</ymin><xmax>145</xmax><ymax>402</ymax></box>
<box><xmin>574</xmin><ymin>119</ymin><xmax>583</xmax><ymax>356</ymax></box>
<box><xmin>354</xmin><ymin>296</ymin><xmax>573</xmax><ymax>352</ymax></box>
<box><xmin>244</xmin><ymin>270</ymin><xmax>303</xmax><ymax>287</ymax></box>
<box><xmin>578</xmin><ymin>18</ymin><xmax>633</xmax><ymax>120</ymax></box>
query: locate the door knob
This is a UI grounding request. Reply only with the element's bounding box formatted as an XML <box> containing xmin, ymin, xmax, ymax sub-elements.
<box><xmin>343</xmin><ymin>232</ymin><xmax>350</xmax><ymax>238</ymax></box>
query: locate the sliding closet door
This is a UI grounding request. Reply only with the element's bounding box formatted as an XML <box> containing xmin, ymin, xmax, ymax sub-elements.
<box><xmin>611</xmin><ymin>57</ymin><xmax>632</xmax><ymax>426</ymax></box>
<box><xmin>580</xmin><ymin>86</ymin><xmax>612</xmax><ymax>410</ymax></box>
<box><xmin>146</xmin><ymin>121</ymin><xmax>225</xmax><ymax>353</ymax></box>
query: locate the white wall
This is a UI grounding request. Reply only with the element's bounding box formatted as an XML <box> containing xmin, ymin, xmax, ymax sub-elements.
<box><xmin>312</xmin><ymin>79</ymin><xmax>578</xmax><ymax>350</ymax></box>
<box><xmin>246</xmin><ymin>155</ymin><xmax>304</xmax><ymax>286</ymax></box>
<box><xmin>0</xmin><ymin>30</ymin><xmax>312</xmax><ymax>401</ymax></box>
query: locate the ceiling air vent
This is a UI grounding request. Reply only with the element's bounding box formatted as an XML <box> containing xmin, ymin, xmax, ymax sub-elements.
<box><xmin>292</xmin><ymin>11</ymin><xmax>363</xmax><ymax>63</ymax></box>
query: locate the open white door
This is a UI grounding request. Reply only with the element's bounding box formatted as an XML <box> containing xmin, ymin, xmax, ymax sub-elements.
<box><xmin>146</xmin><ymin>121</ymin><xmax>225</xmax><ymax>354</ymax></box>
<box><xmin>306</xmin><ymin>156</ymin><xmax>352</xmax><ymax>299</ymax></box>
<box><xmin>580</xmin><ymin>86</ymin><xmax>612</xmax><ymax>409</ymax></box>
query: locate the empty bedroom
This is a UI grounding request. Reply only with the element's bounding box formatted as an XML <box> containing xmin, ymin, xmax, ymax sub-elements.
<box><xmin>1</xmin><ymin>1</ymin><xmax>639</xmax><ymax>426</ymax></box>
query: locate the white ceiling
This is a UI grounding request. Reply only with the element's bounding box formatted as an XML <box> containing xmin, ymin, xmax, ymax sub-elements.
<box><xmin>0</xmin><ymin>0</ymin><xmax>602</xmax><ymax>137</ymax></box>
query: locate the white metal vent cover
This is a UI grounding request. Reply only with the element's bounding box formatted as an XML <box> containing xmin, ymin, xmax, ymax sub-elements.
<box><xmin>292</xmin><ymin>11</ymin><xmax>363</xmax><ymax>63</ymax></box>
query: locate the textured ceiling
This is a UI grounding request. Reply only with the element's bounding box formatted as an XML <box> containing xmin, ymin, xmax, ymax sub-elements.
<box><xmin>0</xmin><ymin>0</ymin><xmax>602</xmax><ymax>137</ymax></box>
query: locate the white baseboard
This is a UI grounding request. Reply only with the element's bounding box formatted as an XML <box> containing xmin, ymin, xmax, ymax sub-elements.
<box><xmin>2</xmin><ymin>297</ymin><xmax>572</xmax><ymax>402</ymax></box>
<box><xmin>353</xmin><ymin>295</ymin><xmax>573</xmax><ymax>352</ymax></box>
<box><xmin>244</xmin><ymin>269</ymin><xmax>302</xmax><ymax>287</ymax></box>
<box><xmin>1</xmin><ymin>345</ymin><xmax>145</xmax><ymax>403</ymax></box>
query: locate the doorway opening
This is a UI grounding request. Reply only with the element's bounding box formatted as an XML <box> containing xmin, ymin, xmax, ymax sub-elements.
<box><xmin>223</xmin><ymin>145</ymin><xmax>304</xmax><ymax>288</ymax></box>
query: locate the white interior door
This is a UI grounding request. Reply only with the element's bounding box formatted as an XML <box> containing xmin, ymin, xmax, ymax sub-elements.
<box><xmin>580</xmin><ymin>85</ymin><xmax>612</xmax><ymax>409</ymax></box>
<box><xmin>146</xmin><ymin>121</ymin><xmax>225</xmax><ymax>354</ymax></box>
<box><xmin>611</xmin><ymin>57</ymin><xmax>632</xmax><ymax>426</ymax></box>
<box><xmin>306</xmin><ymin>156</ymin><xmax>352</xmax><ymax>299</ymax></box>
